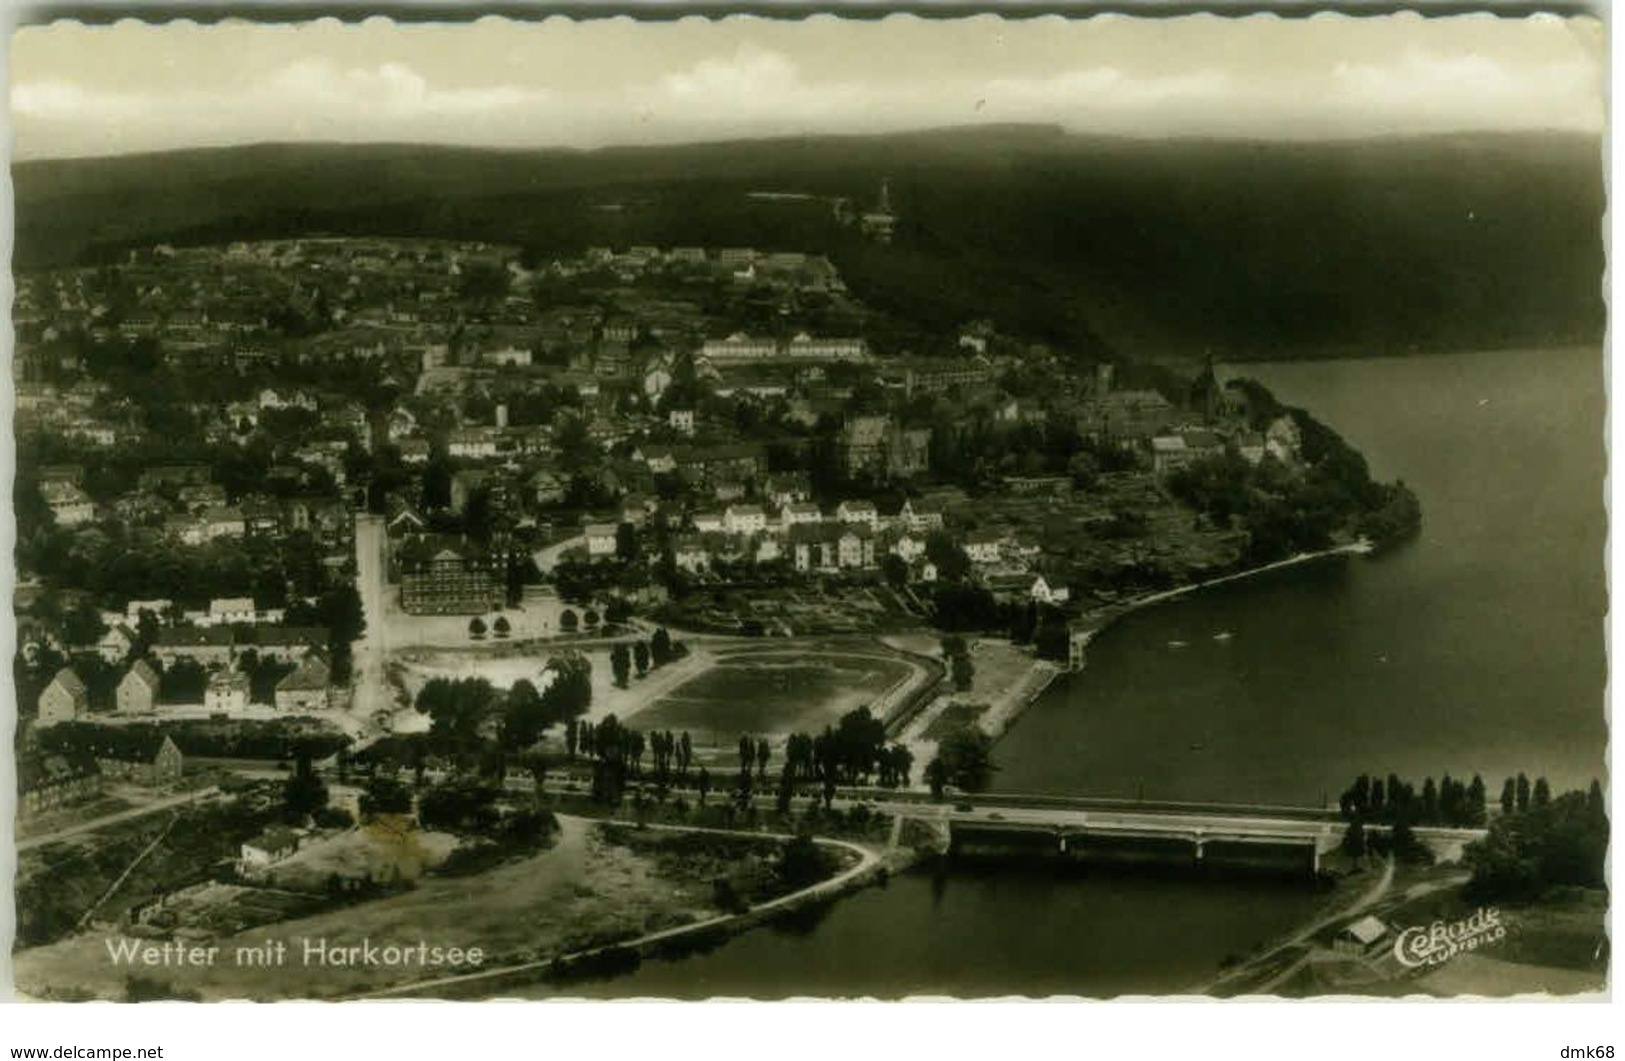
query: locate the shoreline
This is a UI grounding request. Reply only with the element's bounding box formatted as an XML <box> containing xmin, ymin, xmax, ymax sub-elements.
<box><xmin>972</xmin><ymin>541</ymin><xmax>1374</xmax><ymax>751</ymax></box>
<box><xmin>350</xmin><ymin>821</ymin><xmax>889</xmax><ymax>1000</ymax></box>
<box><xmin>1065</xmin><ymin>539</ymin><xmax>1373</xmax><ymax>664</ymax></box>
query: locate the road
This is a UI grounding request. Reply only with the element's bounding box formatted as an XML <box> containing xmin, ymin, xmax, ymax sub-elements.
<box><xmin>532</xmin><ymin>534</ymin><xmax>585</xmax><ymax>575</ymax></box>
<box><xmin>350</xmin><ymin>514</ymin><xmax>393</xmax><ymax>739</ymax></box>
<box><xmin>17</xmin><ymin>787</ymin><xmax>221</xmax><ymax>852</ymax></box>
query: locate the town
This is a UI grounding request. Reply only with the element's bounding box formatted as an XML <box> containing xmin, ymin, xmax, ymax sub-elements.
<box><xmin>12</xmin><ymin>215</ymin><xmax>1423</xmax><ymax>1000</ymax></box>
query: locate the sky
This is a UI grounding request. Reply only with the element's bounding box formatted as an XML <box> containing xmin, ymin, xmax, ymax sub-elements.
<box><xmin>6</xmin><ymin>12</ymin><xmax>1607</xmax><ymax>160</ymax></box>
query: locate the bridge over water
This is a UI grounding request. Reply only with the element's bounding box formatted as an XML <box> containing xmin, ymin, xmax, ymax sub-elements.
<box><xmin>880</xmin><ymin>794</ymin><xmax>1486</xmax><ymax>877</ymax></box>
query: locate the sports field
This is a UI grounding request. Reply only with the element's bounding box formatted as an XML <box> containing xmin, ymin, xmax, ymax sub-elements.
<box><xmin>631</xmin><ymin>652</ymin><xmax>918</xmax><ymax>738</ymax></box>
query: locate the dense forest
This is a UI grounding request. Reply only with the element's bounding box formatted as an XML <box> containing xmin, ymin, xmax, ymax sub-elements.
<box><xmin>13</xmin><ymin>125</ymin><xmax>1604</xmax><ymax>363</ymax></box>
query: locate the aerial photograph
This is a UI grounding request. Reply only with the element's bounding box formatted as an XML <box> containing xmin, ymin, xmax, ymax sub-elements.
<box><xmin>5</xmin><ymin>11</ymin><xmax>1608</xmax><ymax>1002</ymax></box>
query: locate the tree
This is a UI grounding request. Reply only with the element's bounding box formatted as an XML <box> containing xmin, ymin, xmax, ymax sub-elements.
<box><xmin>1533</xmin><ymin>776</ymin><xmax>1552</xmax><ymax>808</ymax></box>
<box><xmin>1340</xmin><ymin>818</ymin><xmax>1368</xmax><ymax>865</ymax></box>
<box><xmin>651</xmin><ymin>627</ymin><xmax>673</xmax><ymax>666</ymax></box>
<box><xmin>539</xmin><ymin>652</ymin><xmax>593</xmax><ymax>724</ymax></box>
<box><xmin>633</xmin><ymin>641</ymin><xmax>651</xmax><ymax>677</ymax></box>
<box><xmin>615</xmin><ymin>522</ymin><xmax>640</xmax><ymax>563</ymax></box>
<box><xmin>1500</xmin><ymin>777</ymin><xmax>1517</xmax><ymax>816</ymax></box>
<box><xmin>881</xmin><ymin>553</ymin><xmax>909</xmax><ymax>590</ymax></box>
<box><xmin>950</xmin><ymin>653</ymin><xmax>976</xmax><ymax>692</ymax></box>
<box><xmin>738</xmin><ymin>734</ymin><xmax>755</xmax><ymax>773</ymax></box>
<box><xmin>502</xmin><ymin>678</ymin><xmax>548</xmax><ymax>750</ymax></box>
<box><xmin>756</xmin><ymin>738</ymin><xmax>771</xmax><ymax>783</ymax></box>
<box><xmin>1516</xmin><ymin>772</ymin><xmax>1532</xmax><ymax>813</ymax></box>
<box><xmin>1465</xmin><ymin>787</ymin><xmax>1608</xmax><ymax>902</ymax></box>
<box><xmin>492</xmin><ymin>615</ymin><xmax>512</xmax><ymax>639</ymax></box>
<box><xmin>697</xmin><ymin>766</ymin><xmax>712</xmax><ymax>806</ymax></box>
<box><xmin>469</xmin><ymin>616</ymin><xmax>488</xmax><ymax>640</ymax></box>
<box><xmin>775</xmin><ymin>768</ymin><xmax>794</xmax><ymax>816</ymax></box>
<box><xmin>359</xmin><ymin>776</ymin><xmax>415</xmax><ymax>820</ymax></box>
<box><xmin>610</xmin><ymin>643</ymin><xmax>632</xmax><ymax>688</ymax></box>
<box><xmin>560</xmin><ymin>609</ymin><xmax>579</xmax><ymax>634</ymax></box>
<box><xmin>565</xmin><ymin>718</ymin><xmax>579</xmax><ymax>760</ymax></box>
<box><xmin>935</xmin><ymin>728</ymin><xmax>996</xmax><ymax>792</ymax></box>
<box><xmin>418</xmin><ymin>779</ymin><xmax>501</xmax><ymax>834</ymax></box>
<box><xmin>1466</xmin><ymin>774</ymin><xmax>1488</xmax><ymax>827</ymax></box>
<box><xmin>61</xmin><ymin>599</ymin><xmax>108</xmax><ymax>648</ymax></box>
<box><xmin>281</xmin><ymin>751</ymin><xmax>329</xmax><ymax>824</ymax></box>
<box><xmin>926</xmin><ymin>758</ymin><xmax>947</xmax><ymax>801</ymax></box>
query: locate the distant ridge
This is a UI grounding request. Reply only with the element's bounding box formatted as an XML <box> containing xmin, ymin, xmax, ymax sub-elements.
<box><xmin>13</xmin><ymin>124</ymin><xmax>1604</xmax><ymax>363</ymax></box>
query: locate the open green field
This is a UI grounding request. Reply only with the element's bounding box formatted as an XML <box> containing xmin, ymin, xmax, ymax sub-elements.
<box><xmin>633</xmin><ymin>653</ymin><xmax>916</xmax><ymax>738</ymax></box>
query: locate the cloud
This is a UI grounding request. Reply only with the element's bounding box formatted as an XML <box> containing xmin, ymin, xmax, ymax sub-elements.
<box><xmin>8</xmin><ymin>28</ymin><xmax>1605</xmax><ymax>160</ymax></box>
<box><xmin>660</xmin><ymin>46</ymin><xmax>800</xmax><ymax>100</ymax></box>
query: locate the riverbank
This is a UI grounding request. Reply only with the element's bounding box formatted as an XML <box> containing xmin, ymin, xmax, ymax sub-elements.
<box><xmin>911</xmin><ymin>541</ymin><xmax>1376</xmax><ymax>766</ymax></box>
<box><xmin>1075</xmin><ymin>540</ymin><xmax>1374</xmax><ymax>648</ymax></box>
<box><xmin>354</xmin><ymin>822</ymin><xmax>889</xmax><ymax>1000</ymax></box>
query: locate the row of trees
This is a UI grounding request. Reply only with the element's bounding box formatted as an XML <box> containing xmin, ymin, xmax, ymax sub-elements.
<box><xmin>1337</xmin><ymin>772</ymin><xmax>1490</xmax><ymax>829</ymax></box>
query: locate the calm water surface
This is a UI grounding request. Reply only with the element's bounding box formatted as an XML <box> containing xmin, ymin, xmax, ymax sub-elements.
<box><xmin>529</xmin><ymin>346</ymin><xmax>1606</xmax><ymax>998</ymax></box>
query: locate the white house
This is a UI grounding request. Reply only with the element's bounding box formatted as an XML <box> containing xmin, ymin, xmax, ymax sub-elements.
<box><xmin>724</xmin><ymin>504</ymin><xmax>767</xmax><ymax>536</ymax></box>
<box><xmin>692</xmin><ymin>511</ymin><xmax>725</xmax><ymax>534</ymax></box>
<box><xmin>208</xmin><ymin>597</ymin><xmax>257</xmax><ymax>625</ymax></box>
<box><xmin>237</xmin><ymin>826</ymin><xmax>302</xmax><ymax>878</ymax></box>
<box><xmin>669</xmin><ymin>409</ymin><xmax>696</xmax><ymax>436</ymax></box>
<box><xmin>781</xmin><ymin>501</ymin><xmax>822</xmax><ymax>527</ymax></box>
<box><xmin>43</xmin><ymin>482</ymin><xmax>95</xmax><ymax>527</ymax></box>
<box><xmin>890</xmin><ymin>532</ymin><xmax>928</xmax><ymax>564</ymax></box>
<box><xmin>835</xmin><ymin>499</ymin><xmax>880</xmax><ymax>528</ymax></box>
<box><xmin>1031</xmin><ymin>575</ymin><xmax>1071</xmax><ymax>606</ymax></box>
<box><xmin>673</xmin><ymin>537</ymin><xmax>710</xmax><ymax>575</ymax></box>
<box><xmin>206</xmin><ymin>670</ymin><xmax>251</xmax><ymax>714</ymax></box>
<box><xmin>965</xmin><ymin>532</ymin><xmax>1004</xmax><ymax>566</ymax></box>
<box><xmin>584</xmin><ymin>523</ymin><xmax>620</xmax><ymax>557</ymax></box>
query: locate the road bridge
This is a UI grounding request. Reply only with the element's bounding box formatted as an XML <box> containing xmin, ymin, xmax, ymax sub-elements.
<box><xmin>918</xmin><ymin>802</ymin><xmax>1484</xmax><ymax>877</ymax></box>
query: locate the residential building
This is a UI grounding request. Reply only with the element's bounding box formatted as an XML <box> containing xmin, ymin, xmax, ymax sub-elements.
<box><xmin>781</xmin><ymin>501</ymin><xmax>822</xmax><ymax>527</ymax></box>
<box><xmin>672</xmin><ymin>536</ymin><xmax>711</xmax><ymax>575</ymax></box>
<box><xmin>152</xmin><ymin>627</ymin><xmax>235</xmax><ymax>668</ymax></box>
<box><xmin>965</xmin><ymin>532</ymin><xmax>1005</xmax><ymax>566</ymax></box>
<box><xmin>37</xmin><ymin>668</ymin><xmax>89</xmax><ymax>727</ymax></box>
<box><xmin>206</xmin><ymin>670</ymin><xmax>252</xmax><ymax>713</ymax></box>
<box><xmin>448</xmin><ymin>427</ymin><xmax>501</xmax><ymax>461</ymax></box>
<box><xmin>275</xmin><ymin>653</ymin><xmax>332</xmax><ymax>712</ymax></box>
<box><xmin>117</xmin><ymin>660</ymin><xmax>161</xmax><ymax>715</ymax></box>
<box><xmin>209</xmin><ymin>598</ymin><xmax>258</xmax><ymax>625</ymax></box>
<box><xmin>724</xmin><ymin>504</ymin><xmax>767</xmax><ymax>536</ymax></box>
<box><xmin>201</xmin><ymin>505</ymin><xmax>247</xmax><ymax>540</ymax></box>
<box><xmin>584</xmin><ymin>522</ymin><xmax>620</xmax><ymax>558</ymax></box>
<box><xmin>838</xmin><ymin>415</ymin><xmax>931</xmax><ymax>480</ymax></box>
<box><xmin>837</xmin><ymin>525</ymin><xmax>877</xmax><ymax>569</ymax></box>
<box><xmin>19</xmin><ymin>751</ymin><xmax>102</xmax><ymax>819</ymax></box>
<box><xmin>1150</xmin><ymin>435</ymin><xmax>1191</xmax><ymax>474</ymax></box>
<box><xmin>97</xmin><ymin>622</ymin><xmax>137</xmax><ymax>663</ymax></box>
<box><xmin>238</xmin><ymin>826</ymin><xmax>303</xmax><ymax>878</ymax></box>
<box><xmin>240</xmin><ymin>626</ymin><xmax>327</xmax><ymax>663</ymax></box>
<box><xmin>41</xmin><ymin>481</ymin><xmax>95</xmax><ymax>527</ymax></box>
<box><xmin>1031</xmin><ymin>575</ymin><xmax>1071</xmax><ymax>606</ymax></box>
<box><xmin>836</xmin><ymin>499</ymin><xmax>880</xmax><ymax>528</ymax></box>
<box><xmin>94</xmin><ymin>733</ymin><xmax>185</xmax><ymax>786</ymax></box>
